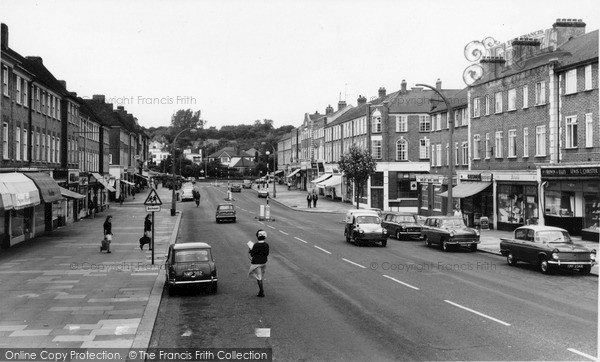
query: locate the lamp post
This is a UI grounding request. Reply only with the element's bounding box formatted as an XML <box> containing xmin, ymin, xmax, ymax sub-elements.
<box><xmin>171</xmin><ymin>128</ymin><xmax>197</xmax><ymax>216</ymax></box>
<box><xmin>416</xmin><ymin>83</ymin><xmax>454</xmax><ymax>216</ymax></box>
<box><xmin>262</xmin><ymin>142</ymin><xmax>276</xmax><ymax>198</ymax></box>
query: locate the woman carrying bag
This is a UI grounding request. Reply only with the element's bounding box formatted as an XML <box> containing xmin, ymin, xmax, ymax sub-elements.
<box><xmin>102</xmin><ymin>215</ymin><xmax>113</xmax><ymax>253</ymax></box>
<box><xmin>140</xmin><ymin>214</ymin><xmax>152</xmax><ymax>250</ymax></box>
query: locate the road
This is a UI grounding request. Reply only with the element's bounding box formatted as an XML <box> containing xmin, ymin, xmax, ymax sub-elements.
<box><xmin>149</xmin><ymin>185</ymin><xmax>598</xmax><ymax>361</ymax></box>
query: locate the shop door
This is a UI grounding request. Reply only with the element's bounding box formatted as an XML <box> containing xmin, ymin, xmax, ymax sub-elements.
<box><xmin>371</xmin><ymin>188</ymin><xmax>384</xmax><ymax>210</ymax></box>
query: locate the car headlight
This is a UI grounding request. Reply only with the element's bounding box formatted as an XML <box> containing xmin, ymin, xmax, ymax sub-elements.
<box><xmin>383</xmin><ymin>229</ymin><xmax>388</xmax><ymax>234</ymax></box>
<box><xmin>474</xmin><ymin>229</ymin><xmax>480</xmax><ymax>236</ymax></box>
<box><xmin>591</xmin><ymin>249</ymin><xmax>596</xmax><ymax>261</ymax></box>
<box><xmin>400</xmin><ymin>226</ymin><xmax>405</xmax><ymax>231</ymax></box>
<box><xmin>450</xmin><ymin>231</ymin><xmax>455</xmax><ymax>238</ymax></box>
<box><xmin>552</xmin><ymin>249</ymin><xmax>560</xmax><ymax>260</ymax></box>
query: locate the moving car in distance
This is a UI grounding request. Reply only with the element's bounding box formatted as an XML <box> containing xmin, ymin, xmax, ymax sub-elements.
<box><xmin>344</xmin><ymin>209</ymin><xmax>388</xmax><ymax>247</ymax></box>
<box><xmin>215</xmin><ymin>203</ymin><xmax>236</xmax><ymax>223</ymax></box>
<box><xmin>421</xmin><ymin>216</ymin><xmax>480</xmax><ymax>252</ymax></box>
<box><xmin>258</xmin><ymin>189</ymin><xmax>269</xmax><ymax>198</ymax></box>
<box><xmin>180</xmin><ymin>187</ymin><xmax>195</xmax><ymax>201</ymax></box>
<box><xmin>381</xmin><ymin>211</ymin><xmax>422</xmax><ymax>240</ymax></box>
<box><xmin>242</xmin><ymin>180</ymin><xmax>252</xmax><ymax>189</ymax></box>
<box><xmin>500</xmin><ymin>225</ymin><xmax>596</xmax><ymax>275</ymax></box>
<box><xmin>230</xmin><ymin>184</ymin><xmax>242</xmax><ymax>192</ymax></box>
<box><xmin>164</xmin><ymin>242</ymin><xmax>218</xmax><ymax>295</ymax></box>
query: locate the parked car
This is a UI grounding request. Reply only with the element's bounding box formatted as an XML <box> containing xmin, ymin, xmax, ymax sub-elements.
<box><xmin>242</xmin><ymin>180</ymin><xmax>252</xmax><ymax>189</ymax></box>
<box><xmin>381</xmin><ymin>211</ymin><xmax>422</xmax><ymax>240</ymax></box>
<box><xmin>215</xmin><ymin>203</ymin><xmax>236</xmax><ymax>223</ymax></box>
<box><xmin>343</xmin><ymin>209</ymin><xmax>380</xmax><ymax>223</ymax></box>
<box><xmin>230</xmin><ymin>184</ymin><xmax>242</xmax><ymax>192</ymax></box>
<box><xmin>344</xmin><ymin>210</ymin><xmax>388</xmax><ymax>247</ymax></box>
<box><xmin>164</xmin><ymin>242</ymin><xmax>217</xmax><ymax>295</ymax></box>
<box><xmin>421</xmin><ymin>216</ymin><xmax>480</xmax><ymax>252</ymax></box>
<box><xmin>258</xmin><ymin>189</ymin><xmax>269</xmax><ymax>198</ymax></box>
<box><xmin>499</xmin><ymin>225</ymin><xmax>596</xmax><ymax>275</ymax></box>
<box><xmin>180</xmin><ymin>187</ymin><xmax>195</xmax><ymax>201</ymax></box>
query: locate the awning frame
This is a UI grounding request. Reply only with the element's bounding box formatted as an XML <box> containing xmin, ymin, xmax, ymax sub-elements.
<box><xmin>438</xmin><ymin>181</ymin><xmax>492</xmax><ymax>198</ymax></box>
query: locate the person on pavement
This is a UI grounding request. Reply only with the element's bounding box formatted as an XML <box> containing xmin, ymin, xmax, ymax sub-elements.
<box><xmin>103</xmin><ymin>215</ymin><xmax>113</xmax><ymax>253</ymax></box>
<box><xmin>307</xmin><ymin>192</ymin><xmax>312</xmax><ymax>208</ymax></box>
<box><xmin>248</xmin><ymin>229</ymin><xmax>269</xmax><ymax>297</ymax></box>
<box><xmin>193</xmin><ymin>188</ymin><xmax>201</xmax><ymax>207</ymax></box>
<box><xmin>312</xmin><ymin>190</ymin><xmax>318</xmax><ymax>208</ymax></box>
<box><xmin>142</xmin><ymin>214</ymin><xmax>152</xmax><ymax>250</ymax></box>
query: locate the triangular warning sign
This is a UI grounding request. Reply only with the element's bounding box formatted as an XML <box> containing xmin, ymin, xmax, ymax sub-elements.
<box><xmin>144</xmin><ymin>189</ymin><xmax>163</xmax><ymax>206</ymax></box>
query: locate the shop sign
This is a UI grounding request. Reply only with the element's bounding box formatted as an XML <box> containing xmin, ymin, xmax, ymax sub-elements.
<box><xmin>415</xmin><ymin>175</ymin><xmax>444</xmax><ymax>183</ymax></box>
<box><xmin>541</xmin><ymin>166</ymin><xmax>600</xmax><ymax>178</ymax></box>
<box><xmin>69</xmin><ymin>171</ymin><xmax>79</xmax><ymax>183</ymax></box>
<box><xmin>79</xmin><ymin>175</ymin><xmax>88</xmax><ymax>186</ymax></box>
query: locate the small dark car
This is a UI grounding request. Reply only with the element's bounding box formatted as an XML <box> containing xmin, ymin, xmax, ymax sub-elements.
<box><xmin>381</xmin><ymin>211</ymin><xmax>422</xmax><ymax>240</ymax></box>
<box><xmin>421</xmin><ymin>216</ymin><xmax>480</xmax><ymax>252</ymax></box>
<box><xmin>344</xmin><ymin>210</ymin><xmax>388</xmax><ymax>247</ymax></box>
<box><xmin>500</xmin><ymin>225</ymin><xmax>596</xmax><ymax>275</ymax></box>
<box><xmin>215</xmin><ymin>203</ymin><xmax>236</xmax><ymax>223</ymax></box>
<box><xmin>164</xmin><ymin>242</ymin><xmax>218</xmax><ymax>295</ymax></box>
<box><xmin>230</xmin><ymin>184</ymin><xmax>242</xmax><ymax>192</ymax></box>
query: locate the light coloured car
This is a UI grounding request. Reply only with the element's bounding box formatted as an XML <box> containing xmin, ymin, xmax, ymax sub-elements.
<box><xmin>258</xmin><ymin>189</ymin><xmax>269</xmax><ymax>198</ymax></box>
<box><xmin>344</xmin><ymin>210</ymin><xmax>388</xmax><ymax>247</ymax></box>
<box><xmin>180</xmin><ymin>187</ymin><xmax>195</xmax><ymax>201</ymax></box>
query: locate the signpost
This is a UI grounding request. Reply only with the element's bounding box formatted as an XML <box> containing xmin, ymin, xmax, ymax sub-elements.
<box><xmin>144</xmin><ymin>189</ymin><xmax>163</xmax><ymax>264</ymax></box>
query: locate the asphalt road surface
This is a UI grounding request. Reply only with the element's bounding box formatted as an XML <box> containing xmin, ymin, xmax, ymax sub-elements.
<box><xmin>149</xmin><ymin>185</ymin><xmax>598</xmax><ymax>361</ymax></box>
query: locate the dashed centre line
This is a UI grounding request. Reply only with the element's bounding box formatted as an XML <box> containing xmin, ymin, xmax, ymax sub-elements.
<box><xmin>279</xmin><ymin>230</ymin><xmax>289</xmax><ymax>235</ymax></box>
<box><xmin>342</xmin><ymin>258</ymin><xmax>366</xmax><ymax>269</ymax></box>
<box><xmin>382</xmin><ymin>275</ymin><xmax>420</xmax><ymax>290</ymax></box>
<box><xmin>313</xmin><ymin>246</ymin><xmax>331</xmax><ymax>254</ymax></box>
<box><xmin>567</xmin><ymin>348</ymin><xmax>598</xmax><ymax>361</ymax></box>
<box><xmin>294</xmin><ymin>237</ymin><xmax>308</xmax><ymax>244</ymax></box>
<box><xmin>444</xmin><ymin>300</ymin><xmax>511</xmax><ymax>326</ymax></box>
<box><xmin>265</xmin><ymin>225</ymin><xmax>276</xmax><ymax>229</ymax></box>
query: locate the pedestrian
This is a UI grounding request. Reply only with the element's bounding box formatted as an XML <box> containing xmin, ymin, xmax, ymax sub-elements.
<box><xmin>119</xmin><ymin>192</ymin><xmax>124</xmax><ymax>206</ymax></box>
<box><xmin>248</xmin><ymin>229</ymin><xmax>269</xmax><ymax>297</ymax></box>
<box><xmin>287</xmin><ymin>181</ymin><xmax>291</xmax><ymax>191</ymax></box>
<box><xmin>131</xmin><ymin>187</ymin><xmax>136</xmax><ymax>200</ymax></box>
<box><xmin>141</xmin><ymin>213</ymin><xmax>152</xmax><ymax>250</ymax></box>
<box><xmin>312</xmin><ymin>190</ymin><xmax>318</xmax><ymax>208</ymax></box>
<box><xmin>103</xmin><ymin>215</ymin><xmax>113</xmax><ymax>253</ymax></box>
<box><xmin>193</xmin><ymin>188</ymin><xmax>201</xmax><ymax>207</ymax></box>
<box><xmin>306</xmin><ymin>192</ymin><xmax>312</xmax><ymax>208</ymax></box>
<box><xmin>88</xmin><ymin>199</ymin><xmax>95</xmax><ymax>219</ymax></box>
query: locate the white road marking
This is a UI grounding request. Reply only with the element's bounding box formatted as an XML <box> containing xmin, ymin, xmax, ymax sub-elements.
<box><xmin>314</xmin><ymin>246</ymin><xmax>331</xmax><ymax>254</ymax></box>
<box><xmin>294</xmin><ymin>237</ymin><xmax>308</xmax><ymax>244</ymax></box>
<box><xmin>181</xmin><ymin>328</ymin><xmax>192</xmax><ymax>337</ymax></box>
<box><xmin>279</xmin><ymin>230</ymin><xmax>289</xmax><ymax>235</ymax></box>
<box><xmin>255</xmin><ymin>328</ymin><xmax>270</xmax><ymax>337</ymax></box>
<box><xmin>444</xmin><ymin>300</ymin><xmax>511</xmax><ymax>326</ymax></box>
<box><xmin>567</xmin><ymin>348</ymin><xmax>598</xmax><ymax>361</ymax></box>
<box><xmin>382</xmin><ymin>275</ymin><xmax>420</xmax><ymax>290</ymax></box>
<box><xmin>342</xmin><ymin>258</ymin><xmax>366</xmax><ymax>269</ymax></box>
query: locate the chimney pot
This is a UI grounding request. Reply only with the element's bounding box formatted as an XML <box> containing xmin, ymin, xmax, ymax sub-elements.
<box><xmin>325</xmin><ymin>105</ymin><xmax>334</xmax><ymax>115</ymax></box>
<box><xmin>337</xmin><ymin>100</ymin><xmax>347</xmax><ymax>111</ymax></box>
<box><xmin>401</xmin><ymin>79</ymin><xmax>407</xmax><ymax>91</ymax></box>
<box><xmin>436</xmin><ymin>79</ymin><xmax>442</xmax><ymax>89</ymax></box>
<box><xmin>1</xmin><ymin>23</ymin><xmax>8</xmax><ymax>50</ymax></box>
<box><xmin>92</xmin><ymin>94</ymin><xmax>106</xmax><ymax>103</ymax></box>
<box><xmin>26</xmin><ymin>56</ymin><xmax>43</xmax><ymax>64</ymax></box>
<box><xmin>58</xmin><ymin>80</ymin><xmax>67</xmax><ymax>89</ymax></box>
<box><xmin>378</xmin><ymin>87</ymin><xmax>386</xmax><ymax>98</ymax></box>
<box><xmin>357</xmin><ymin>95</ymin><xmax>367</xmax><ymax>106</ymax></box>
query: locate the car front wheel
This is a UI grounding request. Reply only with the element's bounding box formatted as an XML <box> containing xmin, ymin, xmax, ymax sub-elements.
<box><xmin>396</xmin><ymin>230</ymin><xmax>402</xmax><ymax>240</ymax></box>
<box><xmin>579</xmin><ymin>266</ymin><xmax>592</xmax><ymax>275</ymax></box>
<box><xmin>442</xmin><ymin>239</ymin><xmax>451</xmax><ymax>252</ymax></box>
<box><xmin>539</xmin><ymin>256</ymin><xmax>553</xmax><ymax>274</ymax></box>
<box><xmin>381</xmin><ymin>240</ymin><xmax>387</xmax><ymax>247</ymax></box>
<box><xmin>424</xmin><ymin>236</ymin><xmax>431</xmax><ymax>247</ymax></box>
<box><xmin>469</xmin><ymin>243</ymin><xmax>477</xmax><ymax>252</ymax></box>
<box><xmin>507</xmin><ymin>252</ymin><xmax>518</xmax><ymax>266</ymax></box>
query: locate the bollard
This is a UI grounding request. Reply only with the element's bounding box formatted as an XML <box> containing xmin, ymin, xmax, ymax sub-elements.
<box><xmin>259</xmin><ymin>205</ymin><xmax>265</xmax><ymax>219</ymax></box>
<box><xmin>265</xmin><ymin>205</ymin><xmax>271</xmax><ymax>220</ymax></box>
<box><xmin>227</xmin><ymin>190</ymin><xmax>232</xmax><ymax>200</ymax></box>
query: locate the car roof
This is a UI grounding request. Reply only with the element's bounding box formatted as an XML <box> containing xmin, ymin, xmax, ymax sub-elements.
<box><xmin>172</xmin><ymin>242</ymin><xmax>211</xmax><ymax>250</ymax></box>
<box><xmin>382</xmin><ymin>211</ymin><xmax>416</xmax><ymax>216</ymax></box>
<box><xmin>515</xmin><ymin>225</ymin><xmax>568</xmax><ymax>232</ymax></box>
<box><xmin>426</xmin><ymin>216</ymin><xmax>461</xmax><ymax>220</ymax></box>
<box><xmin>218</xmin><ymin>203</ymin><xmax>234</xmax><ymax>206</ymax></box>
<box><xmin>346</xmin><ymin>210</ymin><xmax>380</xmax><ymax>216</ymax></box>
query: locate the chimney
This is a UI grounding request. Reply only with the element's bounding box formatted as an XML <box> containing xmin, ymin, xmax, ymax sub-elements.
<box><xmin>325</xmin><ymin>105</ymin><xmax>334</xmax><ymax>115</ymax></box>
<box><xmin>509</xmin><ymin>38</ymin><xmax>540</xmax><ymax>66</ymax></box>
<box><xmin>357</xmin><ymin>95</ymin><xmax>367</xmax><ymax>106</ymax></box>
<box><xmin>435</xmin><ymin>79</ymin><xmax>442</xmax><ymax>90</ymax></box>
<box><xmin>479</xmin><ymin>56</ymin><xmax>506</xmax><ymax>80</ymax></box>
<box><xmin>338</xmin><ymin>100</ymin><xmax>347</xmax><ymax>110</ymax></box>
<box><xmin>26</xmin><ymin>56</ymin><xmax>43</xmax><ymax>64</ymax></box>
<box><xmin>378</xmin><ymin>87</ymin><xmax>386</xmax><ymax>98</ymax></box>
<box><xmin>401</xmin><ymin>79</ymin><xmax>407</xmax><ymax>92</ymax></box>
<box><xmin>117</xmin><ymin>106</ymin><xmax>125</xmax><ymax>112</ymax></box>
<box><xmin>553</xmin><ymin>18</ymin><xmax>586</xmax><ymax>47</ymax></box>
<box><xmin>92</xmin><ymin>94</ymin><xmax>105</xmax><ymax>103</ymax></box>
<box><xmin>58</xmin><ymin>80</ymin><xmax>67</xmax><ymax>90</ymax></box>
<box><xmin>1</xmin><ymin>23</ymin><xmax>7</xmax><ymax>50</ymax></box>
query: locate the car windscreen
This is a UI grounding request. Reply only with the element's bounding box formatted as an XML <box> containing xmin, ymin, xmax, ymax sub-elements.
<box><xmin>395</xmin><ymin>215</ymin><xmax>416</xmax><ymax>223</ymax></box>
<box><xmin>536</xmin><ymin>230</ymin><xmax>572</xmax><ymax>244</ymax></box>
<box><xmin>356</xmin><ymin>216</ymin><xmax>381</xmax><ymax>224</ymax></box>
<box><xmin>218</xmin><ymin>205</ymin><xmax>234</xmax><ymax>210</ymax></box>
<box><xmin>441</xmin><ymin>219</ymin><xmax>466</xmax><ymax>228</ymax></box>
<box><xmin>174</xmin><ymin>250</ymin><xmax>210</xmax><ymax>263</ymax></box>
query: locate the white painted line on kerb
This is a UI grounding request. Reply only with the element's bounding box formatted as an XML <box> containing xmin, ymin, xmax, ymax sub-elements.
<box><xmin>255</xmin><ymin>328</ymin><xmax>270</xmax><ymax>338</ymax></box>
<box><xmin>444</xmin><ymin>300</ymin><xmax>511</xmax><ymax>326</ymax></box>
<box><xmin>342</xmin><ymin>258</ymin><xmax>366</xmax><ymax>269</ymax></box>
<box><xmin>382</xmin><ymin>275</ymin><xmax>419</xmax><ymax>290</ymax></box>
<box><xmin>567</xmin><ymin>348</ymin><xmax>598</xmax><ymax>361</ymax></box>
<box><xmin>279</xmin><ymin>230</ymin><xmax>289</xmax><ymax>235</ymax></box>
<box><xmin>294</xmin><ymin>237</ymin><xmax>308</xmax><ymax>244</ymax></box>
<box><xmin>314</xmin><ymin>246</ymin><xmax>331</xmax><ymax>254</ymax></box>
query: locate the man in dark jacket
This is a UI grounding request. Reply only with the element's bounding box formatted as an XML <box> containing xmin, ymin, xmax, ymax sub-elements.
<box><xmin>248</xmin><ymin>229</ymin><xmax>270</xmax><ymax>297</ymax></box>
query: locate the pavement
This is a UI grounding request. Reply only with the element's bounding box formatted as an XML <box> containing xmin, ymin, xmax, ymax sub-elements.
<box><xmin>0</xmin><ymin>181</ymin><xmax>596</xmax><ymax>354</ymax></box>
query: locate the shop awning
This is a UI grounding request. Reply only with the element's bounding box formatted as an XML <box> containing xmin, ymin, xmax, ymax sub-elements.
<box><xmin>59</xmin><ymin>187</ymin><xmax>86</xmax><ymax>199</ymax></box>
<box><xmin>438</xmin><ymin>181</ymin><xmax>491</xmax><ymax>198</ymax></box>
<box><xmin>311</xmin><ymin>173</ymin><xmax>332</xmax><ymax>184</ymax></box>
<box><xmin>91</xmin><ymin>173</ymin><xmax>116</xmax><ymax>192</ymax></box>
<box><xmin>318</xmin><ymin>175</ymin><xmax>342</xmax><ymax>188</ymax></box>
<box><xmin>0</xmin><ymin>181</ymin><xmax>14</xmax><ymax>210</ymax></box>
<box><xmin>274</xmin><ymin>170</ymin><xmax>284</xmax><ymax>175</ymax></box>
<box><xmin>134</xmin><ymin>173</ymin><xmax>149</xmax><ymax>180</ymax></box>
<box><xmin>24</xmin><ymin>173</ymin><xmax>63</xmax><ymax>203</ymax></box>
<box><xmin>0</xmin><ymin>173</ymin><xmax>41</xmax><ymax>210</ymax></box>
<box><xmin>120</xmin><ymin>179</ymin><xmax>135</xmax><ymax>186</ymax></box>
<box><xmin>287</xmin><ymin>169</ymin><xmax>301</xmax><ymax>178</ymax></box>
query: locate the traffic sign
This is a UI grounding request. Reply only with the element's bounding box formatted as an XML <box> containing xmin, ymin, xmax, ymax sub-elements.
<box><xmin>144</xmin><ymin>189</ymin><xmax>163</xmax><ymax>205</ymax></box>
<box><xmin>146</xmin><ymin>205</ymin><xmax>161</xmax><ymax>212</ymax></box>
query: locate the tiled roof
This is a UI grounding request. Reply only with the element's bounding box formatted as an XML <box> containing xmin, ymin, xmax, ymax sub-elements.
<box><xmin>557</xmin><ymin>29</ymin><xmax>598</xmax><ymax>68</ymax></box>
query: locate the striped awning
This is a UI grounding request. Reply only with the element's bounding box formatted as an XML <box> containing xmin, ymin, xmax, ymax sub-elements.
<box><xmin>311</xmin><ymin>173</ymin><xmax>332</xmax><ymax>184</ymax></box>
<box><xmin>91</xmin><ymin>173</ymin><xmax>116</xmax><ymax>192</ymax></box>
<box><xmin>23</xmin><ymin>173</ymin><xmax>63</xmax><ymax>203</ymax></box>
<box><xmin>0</xmin><ymin>173</ymin><xmax>41</xmax><ymax>210</ymax></box>
<box><xmin>60</xmin><ymin>187</ymin><xmax>85</xmax><ymax>199</ymax></box>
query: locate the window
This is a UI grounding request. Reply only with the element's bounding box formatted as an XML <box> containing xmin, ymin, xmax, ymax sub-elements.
<box><xmin>461</xmin><ymin>108</ymin><xmax>468</xmax><ymax>126</ymax></box>
<box><xmin>508</xmin><ymin>88</ymin><xmax>516</xmax><ymax>111</ymax></box>
<box><xmin>419</xmin><ymin>115</ymin><xmax>430</xmax><ymax>132</ymax></box>
<box><xmin>15</xmin><ymin>127</ymin><xmax>21</xmax><ymax>160</ymax></box>
<box><xmin>22</xmin><ymin>78</ymin><xmax>28</xmax><ymax>107</ymax></box>
<box><xmin>2</xmin><ymin>66</ymin><xmax>8</xmax><ymax>96</ymax></box>
<box><xmin>565</xmin><ymin>69</ymin><xmax>577</xmax><ymax>94</ymax></box>
<box><xmin>371</xmin><ymin>139</ymin><xmax>382</xmax><ymax>159</ymax></box>
<box><xmin>47</xmin><ymin>134</ymin><xmax>51</xmax><ymax>161</ymax></box>
<box><xmin>41</xmin><ymin>91</ymin><xmax>46</xmax><ymax>114</ymax></box>
<box><xmin>436</xmin><ymin>144</ymin><xmax>442</xmax><ymax>166</ymax></box>
<box><xmin>485</xmin><ymin>133</ymin><xmax>490</xmax><ymax>159</ymax></box>
<box><xmin>396</xmin><ymin>139</ymin><xmax>408</xmax><ymax>161</ymax></box>
<box><xmin>535</xmin><ymin>81</ymin><xmax>546</xmax><ymax>105</ymax></box>
<box><xmin>473</xmin><ymin>134</ymin><xmax>481</xmax><ymax>159</ymax></box>
<box><xmin>494</xmin><ymin>131</ymin><xmax>503</xmax><ymax>158</ymax></box>
<box><xmin>396</xmin><ymin>115</ymin><xmax>407</xmax><ymax>132</ymax></box>
<box><xmin>536</xmin><ymin>125</ymin><xmax>546</xmax><ymax>156</ymax></box>
<box><xmin>56</xmin><ymin>137</ymin><xmax>60</xmax><ymax>162</ymax></box>
<box><xmin>494</xmin><ymin>92</ymin><xmax>503</xmax><ymax>113</ymax></box>
<box><xmin>23</xmin><ymin>129</ymin><xmax>28</xmax><ymax>161</ymax></box>
<box><xmin>461</xmin><ymin>142</ymin><xmax>468</xmax><ymax>165</ymax></box>
<box><xmin>372</xmin><ymin>111</ymin><xmax>382</xmax><ymax>133</ymax></box>
<box><xmin>523</xmin><ymin>128</ymin><xmax>529</xmax><ymax>157</ymax></box>
<box><xmin>585</xmin><ymin>113</ymin><xmax>593</xmax><ymax>147</ymax></box>
<box><xmin>584</xmin><ymin>65</ymin><xmax>592</xmax><ymax>91</ymax></box>
<box><xmin>2</xmin><ymin>123</ymin><xmax>8</xmax><ymax>159</ymax></box>
<box><xmin>35</xmin><ymin>132</ymin><xmax>40</xmax><ymax>161</ymax></box>
<box><xmin>473</xmin><ymin>97</ymin><xmax>480</xmax><ymax>118</ymax></box>
<box><xmin>522</xmin><ymin>85</ymin><xmax>529</xmax><ymax>108</ymax></box>
<box><xmin>455</xmin><ymin>142</ymin><xmax>459</xmax><ymax>166</ymax></box>
<box><xmin>446</xmin><ymin>143</ymin><xmax>449</xmax><ymax>166</ymax></box>
<box><xmin>420</xmin><ymin>138</ymin><xmax>430</xmax><ymax>159</ymax></box>
<box><xmin>508</xmin><ymin>129</ymin><xmax>517</xmax><ymax>157</ymax></box>
<box><xmin>15</xmin><ymin>75</ymin><xmax>21</xmax><ymax>104</ymax></box>
<box><xmin>485</xmin><ymin>95</ymin><xmax>490</xmax><ymax>115</ymax></box>
<box><xmin>35</xmin><ymin>87</ymin><xmax>40</xmax><ymax>112</ymax></box>
<box><xmin>433</xmin><ymin>186</ymin><xmax>442</xmax><ymax>210</ymax></box>
<box><xmin>565</xmin><ymin>116</ymin><xmax>578</xmax><ymax>148</ymax></box>
<box><xmin>41</xmin><ymin>132</ymin><xmax>46</xmax><ymax>161</ymax></box>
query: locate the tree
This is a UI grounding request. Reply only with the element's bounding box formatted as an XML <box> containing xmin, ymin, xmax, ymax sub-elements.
<box><xmin>338</xmin><ymin>145</ymin><xmax>378</xmax><ymax>209</ymax></box>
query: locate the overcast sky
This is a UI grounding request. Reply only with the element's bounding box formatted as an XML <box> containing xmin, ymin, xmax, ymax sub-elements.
<box><xmin>2</xmin><ymin>0</ymin><xmax>599</xmax><ymax>130</ymax></box>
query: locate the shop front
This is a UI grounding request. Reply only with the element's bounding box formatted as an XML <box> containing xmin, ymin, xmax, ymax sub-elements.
<box><xmin>445</xmin><ymin>172</ymin><xmax>493</xmax><ymax>228</ymax></box>
<box><xmin>541</xmin><ymin>165</ymin><xmax>600</xmax><ymax>239</ymax></box>
<box><xmin>417</xmin><ymin>174</ymin><xmax>446</xmax><ymax>217</ymax></box>
<box><xmin>0</xmin><ymin>173</ymin><xmax>42</xmax><ymax>248</ymax></box>
<box><xmin>91</xmin><ymin>172</ymin><xmax>115</xmax><ymax>210</ymax></box>
<box><xmin>493</xmin><ymin>171</ymin><xmax>539</xmax><ymax>232</ymax></box>
<box><xmin>24</xmin><ymin>172</ymin><xmax>65</xmax><ymax>230</ymax></box>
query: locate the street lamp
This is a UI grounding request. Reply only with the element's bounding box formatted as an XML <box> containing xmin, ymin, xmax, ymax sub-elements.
<box><xmin>416</xmin><ymin>83</ymin><xmax>454</xmax><ymax>216</ymax></box>
<box><xmin>262</xmin><ymin>142</ymin><xmax>276</xmax><ymax>198</ymax></box>
<box><xmin>171</xmin><ymin>127</ymin><xmax>197</xmax><ymax>216</ymax></box>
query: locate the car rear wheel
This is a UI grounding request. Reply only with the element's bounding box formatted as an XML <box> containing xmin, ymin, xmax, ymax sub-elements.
<box><xmin>232</xmin><ymin>218</ymin><xmax>236</xmax><ymax>223</ymax></box>
<box><xmin>424</xmin><ymin>236</ymin><xmax>431</xmax><ymax>247</ymax></box>
<box><xmin>507</xmin><ymin>252</ymin><xmax>518</xmax><ymax>266</ymax></box>
<box><xmin>539</xmin><ymin>256</ymin><xmax>553</xmax><ymax>274</ymax></box>
<box><xmin>579</xmin><ymin>266</ymin><xmax>592</xmax><ymax>275</ymax></box>
<box><xmin>167</xmin><ymin>284</ymin><xmax>175</xmax><ymax>296</ymax></box>
<box><xmin>381</xmin><ymin>240</ymin><xmax>387</xmax><ymax>247</ymax></box>
<box><xmin>210</xmin><ymin>282</ymin><xmax>218</xmax><ymax>293</ymax></box>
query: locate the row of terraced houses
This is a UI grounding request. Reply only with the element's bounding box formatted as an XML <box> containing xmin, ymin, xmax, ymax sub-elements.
<box><xmin>1</xmin><ymin>24</ymin><xmax>150</xmax><ymax>248</ymax></box>
<box><xmin>275</xmin><ymin>19</ymin><xmax>599</xmax><ymax>240</ymax></box>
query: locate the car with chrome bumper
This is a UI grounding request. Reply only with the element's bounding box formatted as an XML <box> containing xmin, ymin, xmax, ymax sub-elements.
<box><xmin>164</xmin><ymin>242</ymin><xmax>217</xmax><ymax>294</ymax></box>
<box><xmin>230</xmin><ymin>184</ymin><xmax>242</xmax><ymax>192</ymax></box>
<box><xmin>344</xmin><ymin>210</ymin><xmax>388</xmax><ymax>247</ymax></box>
<box><xmin>500</xmin><ymin>225</ymin><xmax>596</xmax><ymax>275</ymax></box>
<box><xmin>215</xmin><ymin>203</ymin><xmax>236</xmax><ymax>223</ymax></box>
<box><xmin>381</xmin><ymin>211</ymin><xmax>422</xmax><ymax>240</ymax></box>
<box><xmin>421</xmin><ymin>216</ymin><xmax>480</xmax><ymax>251</ymax></box>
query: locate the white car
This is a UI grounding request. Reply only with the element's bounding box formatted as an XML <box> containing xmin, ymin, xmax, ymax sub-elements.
<box><xmin>180</xmin><ymin>187</ymin><xmax>195</xmax><ymax>201</ymax></box>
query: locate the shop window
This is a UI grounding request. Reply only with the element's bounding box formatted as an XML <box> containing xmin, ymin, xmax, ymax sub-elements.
<box><xmin>433</xmin><ymin>186</ymin><xmax>442</xmax><ymax>211</ymax></box>
<box><xmin>371</xmin><ymin>172</ymin><xmax>384</xmax><ymax>187</ymax></box>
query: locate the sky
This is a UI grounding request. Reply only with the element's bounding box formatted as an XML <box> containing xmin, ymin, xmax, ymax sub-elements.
<box><xmin>1</xmin><ymin>0</ymin><xmax>599</xmax><ymax>130</ymax></box>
